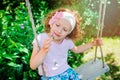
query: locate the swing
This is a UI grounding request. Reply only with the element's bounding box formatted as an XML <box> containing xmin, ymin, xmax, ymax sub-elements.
<box><xmin>74</xmin><ymin>0</ymin><xmax>110</xmax><ymax>80</ymax></box>
<box><xmin>25</xmin><ymin>0</ymin><xmax>110</xmax><ymax>80</ymax></box>
<box><xmin>25</xmin><ymin>0</ymin><xmax>46</xmax><ymax>79</ymax></box>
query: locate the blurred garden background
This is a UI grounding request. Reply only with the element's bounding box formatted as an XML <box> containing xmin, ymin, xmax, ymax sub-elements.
<box><xmin>0</xmin><ymin>0</ymin><xmax>120</xmax><ymax>80</ymax></box>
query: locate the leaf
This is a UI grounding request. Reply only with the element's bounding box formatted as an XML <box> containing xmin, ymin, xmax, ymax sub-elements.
<box><xmin>7</xmin><ymin>62</ymin><xmax>21</xmax><ymax>67</ymax></box>
<box><xmin>19</xmin><ymin>47</ymin><xmax>28</xmax><ymax>54</ymax></box>
<box><xmin>2</xmin><ymin>53</ymin><xmax>19</xmax><ymax>61</ymax></box>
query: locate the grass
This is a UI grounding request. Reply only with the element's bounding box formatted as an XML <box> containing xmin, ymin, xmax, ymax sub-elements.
<box><xmin>82</xmin><ymin>36</ymin><xmax>120</xmax><ymax>66</ymax></box>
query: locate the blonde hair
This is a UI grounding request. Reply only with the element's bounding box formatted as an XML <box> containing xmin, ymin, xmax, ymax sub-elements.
<box><xmin>44</xmin><ymin>8</ymin><xmax>83</xmax><ymax>41</ymax></box>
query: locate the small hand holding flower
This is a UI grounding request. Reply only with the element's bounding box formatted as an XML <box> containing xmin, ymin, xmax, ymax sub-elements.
<box><xmin>41</xmin><ymin>38</ymin><xmax>53</xmax><ymax>54</ymax></box>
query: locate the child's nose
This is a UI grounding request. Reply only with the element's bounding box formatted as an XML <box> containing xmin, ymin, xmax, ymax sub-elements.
<box><xmin>57</xmin><ymin>28</ymin><xmax>62</xmax><ymax>33</ymax></box>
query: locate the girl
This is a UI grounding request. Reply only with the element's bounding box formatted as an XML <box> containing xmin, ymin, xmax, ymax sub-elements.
<box><xmin>30</xmin><ymin>8</ymin><xmax>102</xmax><ymax>80</ymax></box>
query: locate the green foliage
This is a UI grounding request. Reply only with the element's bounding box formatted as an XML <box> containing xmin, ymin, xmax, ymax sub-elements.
<box><xmin>1</xmin><ymin>0</ymin><xmax>120</xmax><ymax>79</ymax></box>
<box><xmin>0</xmin><ymin>1</ymin><xmax>48</xmax><ymax>79</ymax></box>
<box><xmin>72</xmin><ymin>0</ymin><xmax>99</xmax><ymax>38</ymax></box>
<box><xmin>99</xmin><ymin>53</ymin><xmax>120</xmax><ymax>80</ymax></box>
<box><xmin>68</xmin><ymin>51</ymin><xmax>84</xmax><ymax>68</ymax></box>
<box><xmin>118</xmin><ymin>0</ymin><xmax>120</xmax><ymax>4</ymax></box>
<box><xmin>30</xmin><ymin>0</ymin><xmax>49</xmax><ymax>33</ymax></box>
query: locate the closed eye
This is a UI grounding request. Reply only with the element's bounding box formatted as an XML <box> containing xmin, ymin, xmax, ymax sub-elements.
<box><xmin>56</xmin><ymin>24</ymin><xmax>60</xmax><ymax>27</ymax></box>
<box><xmin>63</xmin><ymin>28</ymin><xmax>68</xmax><ymax>32</ymax></box>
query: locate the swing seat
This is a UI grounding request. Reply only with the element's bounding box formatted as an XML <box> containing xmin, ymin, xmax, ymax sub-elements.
<box><xmin>74</xmin><ymin>58</ymin><xmax>110</xmax><ymax>80</ymax></box>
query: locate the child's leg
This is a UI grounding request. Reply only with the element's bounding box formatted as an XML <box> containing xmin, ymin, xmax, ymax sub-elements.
<box><xmin>41</xmin><ymin>68</ymin><xmax>80</xmax><ymax>80</ymax></box>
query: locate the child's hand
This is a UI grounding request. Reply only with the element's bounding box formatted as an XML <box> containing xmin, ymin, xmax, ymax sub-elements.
<box><xmin>92</xmin><ymin>38</ymin><xmax>103</xmax><ymax>46</ymax></box>
<box><xmin>41</xmin><ymin>38</ymin><xmax>52</xmax><ymax>54</ymax></box>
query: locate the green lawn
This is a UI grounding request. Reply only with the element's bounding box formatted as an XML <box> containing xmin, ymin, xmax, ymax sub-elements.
<box><xmin>82</xmin><ymin>37</ymin><xmax>120</xmax><ymax>66</ymax></box>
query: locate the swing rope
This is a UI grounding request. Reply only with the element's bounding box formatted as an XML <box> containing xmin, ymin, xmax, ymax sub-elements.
<box><xmin>25</xmin><ymin>0</ymin><xmax>46</xmax><ymax>78</ymax></box>
<box><xmin>94</xmin><ymin>0</ymin><xmax>107</xmax><ymax>68</ymax></box>
<box><xmin>74</xmin><ymin>1</ymin><xmax>109</xmax><ymax>79</ymax></box>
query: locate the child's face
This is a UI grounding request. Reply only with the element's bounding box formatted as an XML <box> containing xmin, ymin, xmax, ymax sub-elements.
<box><xmin>50</xmin><ymin>18</ymin><xmax>72</xmax><ymax>40</ymax></box>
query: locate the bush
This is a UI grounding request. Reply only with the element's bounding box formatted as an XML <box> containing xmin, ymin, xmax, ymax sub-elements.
<box><xmin>99</xmin><ymin>53</ymin><xmax>120</xmax><ymax>80</ymax></box>
<box><xmin>0</xmin><ymin>1</ymin><xmax>48</xmax><ymax>80</ymax></box>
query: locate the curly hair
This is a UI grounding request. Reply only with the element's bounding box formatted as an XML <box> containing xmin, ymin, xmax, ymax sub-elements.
<box><xmin>44</xmin><ymin>8</ymin><xmax>83</xmax><ymax>41</ymax></box>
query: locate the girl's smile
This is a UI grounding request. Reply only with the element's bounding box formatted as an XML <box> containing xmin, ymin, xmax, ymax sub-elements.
<box><xmin>53</xmin><ymin>31</ymin><xmax>61</xmax><ymax>37</ymax></box>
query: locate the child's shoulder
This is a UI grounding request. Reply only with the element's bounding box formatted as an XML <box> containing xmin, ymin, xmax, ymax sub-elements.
<box><xmin>64</xmin><ymin>38</ymin><xmax>74</xmax><ymax>43</ymax></box>
<box><xmin>37</xmin><ymin>32</ymin><xmax>47</xmax><ymax>36</ymax></box>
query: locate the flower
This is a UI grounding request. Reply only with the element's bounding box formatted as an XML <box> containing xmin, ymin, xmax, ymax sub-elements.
<box><xmin>20</xmin><ymin>24</ymin><xmax>24</xmax><ymax>29</ymax></box>
<box><xmin>49</xmin><ymin>12</ymin><xmax>63</xmax><ymax>25</ymax></box>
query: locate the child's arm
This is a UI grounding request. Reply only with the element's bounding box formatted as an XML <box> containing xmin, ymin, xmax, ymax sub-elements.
<box><xmin>71</xmin><ymin>38</ymin><xmax>102</xmax><ymax>54</ymax></box>
<box><xmin>30</xmin><ymin>38</ymin><xmax>52</xmax><ymax>70</ymax></box>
